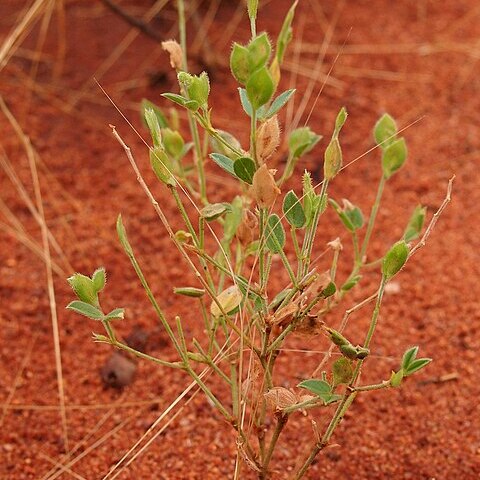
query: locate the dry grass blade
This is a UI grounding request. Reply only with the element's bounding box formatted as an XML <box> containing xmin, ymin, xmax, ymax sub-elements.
<box><xmin>0</xmin><ymin>0</ymin><xmax>50</xmax><ymax>72</ymax></box>
<box><xmin>0</xmin><ymin>143</ymin><xmax>73</xmax><ymax>273</ymax></box>
<box><xmin>43</xmin><ymin>411</ymin><xmax>141</xmax><ymax>480</ymax></box>
<box><xmin>68</xmin><ymin>0</ymin><xmax>169</xmax><ymax>110</ymax></box>
<box><xmin>0</xmin><ymin>221</ymin><xmax>66</xmax><ymax>277</ymax></box>
<box><xmin>0</xmin><ymin>98</ymin><xmax>70</xmax><ymax>452</ymax></box>
<box><xmin>0</xmin><ymin>333</ymin><xmax>38</xmax><ymax>427</ymax></box>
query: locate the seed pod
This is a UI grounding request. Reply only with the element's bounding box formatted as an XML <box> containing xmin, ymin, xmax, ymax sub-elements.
<box><xmin>256</xmin><ymin>115</ymin><xmax>280</xmax><ymax>162</ymax></box>
<box><xmin>161</xmin><ymin>40</ymin><xmax>183</xmax><ymax>70</ymax></box>
<box><xmin>324</xmin><ymin>137</ymin><xmax>342</xmax><ymax>180</ymax></box>
<box><xmin>162</xmin><ymin>128</ymin><xmax>184</xmax><ymax>159</ymax></box>
<box><xmin>236</xmin><ymin>210</ymin><xmax>257</xmax><ymax>246</ymax></box>
<box><xmin>382</xmin><ymin>240</ymin><xmax>409</xmax><ymax>279</ymax></box>
<box><xmin>150</xmin><ymin>147</ymin><xmax>176</xmax><ymax>186</ymax></box>
<box><xmin>210</xmin><ymin>285</ymin><xmax>243</xmax><ymax>318</ymax></box>
<box><xmin>323</xmin><ymin>326</ymin><xmax>350</xmax><ymax>347</ymax></box>
<box><xmin>251</xmin><ymin>164</ymin><xmax>281</xmax><ymax>208</ymax></box>
<box><xmin>264</xmin><ymin>387</ymin><xmax>297</xmax><ymax>411</ymax></box>
<box><xmin>173</xmin><ymin>287</ymin><xmax>205</xmax><ymax>298</ymax></box>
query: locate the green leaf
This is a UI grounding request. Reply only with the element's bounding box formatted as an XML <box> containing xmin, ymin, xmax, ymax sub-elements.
<box><xmin>298</xmin><ymin>379</ymin><xmax>330</xmax><ymax>395</ymax></box>
<box><xmin>246</xmin><ymin>66</ymin><xmax>274</xmax><ymax>110</ymax></box>
<box><xmin>404</xmin><ymin>205</ymin><xmax>427</xmax><ymax>243</ymax></box>
<box><xmin>382</xmin><ymin>240</ymin><xmax>409</xmax><ymax>279</ymax></box>
<box><xmin>162</xmin><ymin>128</ymin><xmax>184</xmax><ymax>160</ymax></box>
<box><xmin>210</xmin><ymin>129</ymin><xmax>243</xmax><ymax>159</ymax></box>
<box><xmin>161</xmin><ymin>93</ymin><xmax>187</xmax><ymax>107</ymax></box>
<box><xmin>334</xmin><ymin>106</ymin><xmax>348</xmax><ymax>137</ymax></box>
<box><xmin>67</xmin><ymin>273</ymin><xmax>98</xmax><ymax>306</ymax></box>
<box><xmin>332</xmin><ymin>358</ymin><xmax>354</xmax><ymax>386</ymax></box>
<box><xmin>341</xmin><ymin>274</ymin><xmax>361</xmax><ymax>292</ymax></box>
<box><xmin>200</xmin><ymin>203</ymin><xmax>231</xmax><ymax>221</ymax></box>
<box><xmin>104</xmin><ymin>308</ymin><xmax>125</xmax><ymax>320</ymax></box>
<box><xmin>150</xmin><ymin>147</ymin><xmax>176</xmax><ymax>186</ymax></box>
<box><xmin>141</xmin><ymin>99</ymin><xmax>168</xmax><ymax>129</ymax></box>
<box><xmin>264</xmin><ymin>89</ymin><xmax>296</xmax><ymax>118</ymax></box>
<box><xmin>183</xmin><ymin>71</ymin><xmax>210</xmax><ymax>107</ymax></box>
<box><xmin>401</xmin><ymin>346</ymin><xmax>419</xmax><ymax>370</ymax></box>
<box><xmin>405</xmin><ymin>358</ymin><xmax>431</xmax><ymax>375</ymax></box>
<box><xmin>144</xmin><ymin>108</ymin><xmax>162</xmax><ymax>147</ymax></box>
<box><xmin>92</xmin><ymin>268</ymin><xmax>106</xmax><ymax>293</ymax></box>
<box><xmin>269</xmin><ymin>288</ymin><xmax>292</xmax><ymax>310</ymax></box>
<box><xmin>266</xmin><ymin>214</ymin><xmax>286</xmax><ymax>253</ymax></box>
<box><xmin>230</xmin><ymin>43</ymin><xmax>250</xmax><ymax>84</ymax></box>
<box><xmin>374</xmin><ymin>113</ymin><xmax>398</xmax><ymax>148</ymax></box>
<box><xmin>233</xmin><ymin>156</ymin><xmax>256</xmax><ymax>184</ymax></box>
<box><xmin>321</xmin><ymin>282</ymin><xmax>337</xmax><ymax>298</ymax></box>
<box><xmin>224</xmin><ymin>196</ymin><xmax>243</xmax><ymax>242</ymax></box>
<box><xmin>382</xmin><ymin>137</ymin><xmax>408</xmax><ymax>179</ymax></box>
<box><xmin>324</xmin><ymin>137</ymin><xmax>342</xmax><ymax>180</ymax></box>
<box><xmin>329</xmin><ymin>199</ymin><xmax>355</xmax><ymax>232</ymax></box>
<box><xmin>276</xmin><ymin>0</ymin><xmax>298</xmax><ymax>64</ymax></box>
<box><xmin>66</xmin><ymin>301</ymin><xmax>104</xmax><ymax>320</ymax></box>
<box><xmin>345</xmin><ymin>205</ymin><xmax>364</xmax><ymax>230</ymax></box>
<box><xmin>184</xmin><ymin>100</ymin><xmax>200</xmax><ymax>111</ymax></box>
<box><xmin>210</xmin><ymin>153</ymin><xmax>236</xmax><ymax>176</ymax></box>
<box><xmin>298</xmin><ymin>379</ymin><xmax>340</xmax><ymax>404</ymax></box>
<box><xmin>116</xmin><ymin>214</ymin><xmax>134</xmax><ymax>257</ymax></box>
<box><xmin>390</xmin><ymin>369</ymin><xmax>404</xmax><ymax>387</ymax></box>
<box><xmin>247</xmin><ymin>0</ymin><xmax>259</xmax><ymax>23</ymax></box>
<box><xmin>247</xmin><ymin>33</ymin><xmax>272</xmax><ymax>72</ymax></box>
<box><xmin>283</xmin><ymin>190</ymin><xmax>306</xmax><ymax>228</ymax></box>
<box><xmin>238</xmin><ymin>88</ymin><xmax>253</xmax><ymax>117</ymax></box>
<box><xmin>288</xmin><ymin>127</ymin><xmax>321</xmax><ymax>158</ymax></box>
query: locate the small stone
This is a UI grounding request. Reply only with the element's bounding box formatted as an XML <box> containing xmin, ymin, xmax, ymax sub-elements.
<box><xmin>100</xmin><ymin>352</ymin><xmax>136</xmax><ymax>389</ymax></box>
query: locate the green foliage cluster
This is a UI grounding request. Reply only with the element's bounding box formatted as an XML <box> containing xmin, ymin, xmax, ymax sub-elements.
<box><xmin>67</xmin><ymin>2</ymin><xmax>441</xmax><ymax>478</ymax></box>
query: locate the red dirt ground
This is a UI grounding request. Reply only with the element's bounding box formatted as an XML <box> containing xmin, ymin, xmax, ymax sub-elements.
<box><xmin>0</xmin><ymin>1</ymin><xmax>479</xmax><ymax>479</ymax></box>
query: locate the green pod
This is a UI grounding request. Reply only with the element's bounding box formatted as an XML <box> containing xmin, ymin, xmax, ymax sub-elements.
<box><xmin>173</xmin><ymin>287</ymin><xmax>206</xmax><ymax>298</ymax></box>
<box><xmin>382</xmin><ymin>240</ymin><xmax>409</xmax><ymax>279</ymax></box>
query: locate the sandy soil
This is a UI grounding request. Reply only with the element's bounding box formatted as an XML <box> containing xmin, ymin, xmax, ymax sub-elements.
<box><xmin>0</xmin><ymin>0</ymin><xmax>479</xmax><ymax>478</ymax></box>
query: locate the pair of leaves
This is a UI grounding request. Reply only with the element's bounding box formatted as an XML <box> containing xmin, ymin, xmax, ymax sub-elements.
<box><xmin>67</xmin><ymin>267</ymin><xmax>124</xmax><ymax>322</ymax></box>
<box><xmin>288</xmin><ymin>126</ymin><xmax>321</xmax><ymax>159</ymax></box>
<box><xmin>67</xmin><ymin>301</ymin><xmax>124</xmax><ymax>322</ymax></box>
<box><xmin>329</xmin><ymin>199</ymin><xmax>364</xmax><ymax>232</ymax></box>
<box><xmin>298</xmin><ymin>379</ymin><xmax>342</xmax><ymax>405</ymax></box>
<box><xmin>209</xmin><ymin>153</ymin><xmax>256</xmax><ymax>184</ymax></box>
<box><xmin>238</xmin><ymin>88</ymin><xmax>295</xmax><ymax>119</ymax></box>
<box><xmin>391</xmin><ymin>346</ymin><xmax>431</xmax><ymax>387</ymax></box>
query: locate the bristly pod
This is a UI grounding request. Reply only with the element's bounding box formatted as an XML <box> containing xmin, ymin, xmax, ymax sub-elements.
<box><xmin>403</xmin><ymin>205</ymin><xmax>427</xmax><ymax>242</ymax></box>
<box><xmin>382</xmin><ymin>240</ymin><xmax>409</xmax><ymax>280</ymax></box>
<box><xmin>324</xmin><ymin>107</ymin><xmax>348</xmax><ymax>180</ymax></box>
<box><xmin>374</xmin><ymin>113</ymin><xmax>398</xmax><ymax>148</ymax></box>
<box><xmin>382</xmin><ymin>137</ymin><xmax>408</xmax><ymax>179</ymax></box>
<box><xmin>178</xmin><ymin>71</ymin><xmax>210</xmax><ymax>109</ymax></box>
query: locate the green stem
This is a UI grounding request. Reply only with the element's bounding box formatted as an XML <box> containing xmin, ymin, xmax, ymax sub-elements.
<box><xmin>294</xmin><ymin>276</ymin><xmax>388</xmax><ymax>479</ymax></box>
<box><xmin>250</xmin><ymin>108</ymin><xmax>258</xmax><ymax>165</ymax></box>
<box><xmin>112</xmin><ymin>340</ymin><xmax>184</xmax><ymax>370</ymax></box>
<box><xmin>360</xmin><ymin>175</ymin><xmax>386</xmax><ymax>262</ymax></box>
<box><xmin>176</xmin><ymin>0</ymin><xmax>207</xmax><ymax>203</ymax></box>
<box><xmin>353</xmin><ymin>380</ymin><xmax>390</xmax><ymax>392</ymax></box>
<box><xmin>299</xmin><ymin>180</ymin><xmax>328</xmax><ymax>278</ymax></box>
<box><xmin>261</xmin><ymin>414</ymin><xmax>288</xmax><ymax>478</ymax></box>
